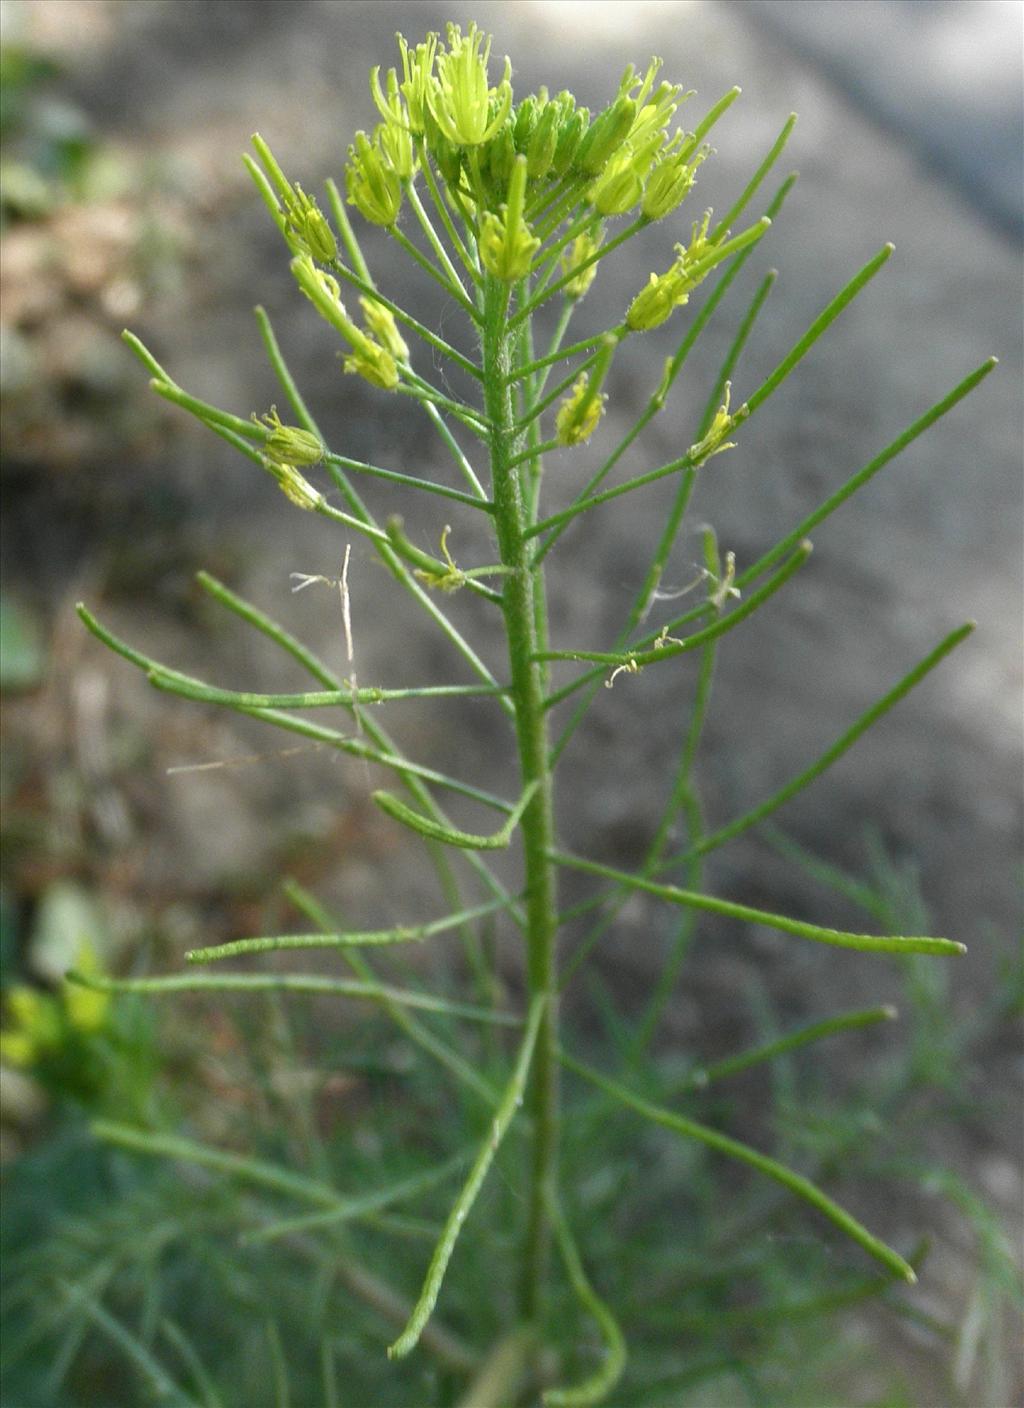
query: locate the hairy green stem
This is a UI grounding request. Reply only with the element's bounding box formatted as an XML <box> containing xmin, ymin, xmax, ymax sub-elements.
<box><xmin>481</xmin><ymin>275</ymin><xmax>561</xmax><ymax>1328</ymax></box>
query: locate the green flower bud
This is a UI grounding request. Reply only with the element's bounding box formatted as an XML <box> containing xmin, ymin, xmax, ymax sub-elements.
<box><xmin>561</xmin><ymin>227</ymin><xmax>604</xmax><ymax>300</ymax></box>
<box><xmin>482</xmin><ymin>122</ymin><xmax>517</xmax><ymax>197</ymax></box>
<box><xmin>359</xmin><ymin>295</ymin><xmax>409</xmax><ymax>362</ymax></box>
<box><xmin>525</xmin><ymin>102</ymin><xmax>559</xmax><ymax>181</ymax></box>
<box><xmin>285</xmin><ymin>183</ymin><xmax>337</xmax><ymax>261</ymax></box>
<box><xmin>552</xmin><ymin>106</ymin><xmax>587</xmax><ymax>177</ymax></box>
<box><xmin>555</xmin><ymin>372</ymin><xmax>607</xmax><ymax>446</ymax></box>
<box><xmin>345</xmin><ymin>130</ymin><xmax>403</xmax><ymax>227</ymax></box>
<box><xmin>291</xmin><ymin>255</ymin><xmax>400</xmax><ymax>390</ymax></box>
<box><xmin>687</xmin><ymin>381</ymin><xmax>745</xmax><ymax>466</ymax></box>
<box><xmin>641</xmin><ymin>140</ymin><xmax>708</xmax><ymax>222</ymax></box>
<box><xmin>514</xmin><ymin>94</ymin><xmax>541</xmax><ymax>150</ymax></box>
<box><xmin>263</xmin><ymin>456</ymin><xmax>324</xmax><ymax>511</ymax></box>
<box><xmin>589</xmin><ymin>148</ymin><xmax>644</xmax><ymax>216</ymax></box>
<box><xmin>427</xmin><ymin>23</ymin><xmax>513</xmax><ymax>148</ymax></box>
<box><xmin>625</xmin><ymin>210</ymin><xmax>714</xmax><ymax>331</ymax></box>
<box><xmin>576</xmin><ymin>95</ymin><xmax>636</xmax><ymax>175</ymax></box>
<box><xmin>256</xmin><ymin>405</ymin><xmax>324</xmax><ymax>467</ymax></box>
<box><xmin>248</xmin><ymin>136</ymin><xmax>337</xmax><ymax>261</ymax></box>
<box><xmin>479</xmin><ymin>157</ymin><xmax>540</xmax><ymax>282</ymax></box>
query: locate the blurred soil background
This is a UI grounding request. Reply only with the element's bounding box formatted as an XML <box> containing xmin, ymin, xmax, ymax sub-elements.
<box><xmin>1</xmin><ymin>2</ymin><xmax>1021</xmax><ymax>1404</ymax></box>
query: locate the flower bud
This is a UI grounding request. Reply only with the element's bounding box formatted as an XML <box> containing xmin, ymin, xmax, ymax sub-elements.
<box><xmin>561</xmin><ymin>227</ymin><xmax>604</xmax><ymax>300</ymax></box>
<box><xmin>263</xmin><ymin>457</ymin><xmax>324</xmax><ymax>511</ymax></box>
<box><xmin>576</xmin><ymin>95</ymin><xmax>636</xmax><ymax>175</ymax></box>
<box><xmin>555</xmin><ymin>372</ymin><xmax>607</xmax><ymax>446</ymax></box>
<box><xmin>359</xmin><ymin>296</ymin><xmax>409</xmax><ymax>361</ymax></box>
<box><xmin>641</xmin><ymin>141</ymin><xmax>708</xmax><ymax>222</ymax></box>
<box><xmin>514</xmin><ymin>94</ymin><xmax>541</xmax><ymax>150</ymax></box>
<box><xmin>479</xmin><ymin>156</ymin><xmax>540</xmax><ymax>282</ymax></box>
<box><xmin>589</xmin><ymin>149</ymin><xmax>644</xmax><ymax>217</ymax></box>
<box><xmin>552</xmin><ymin>106</ymin><xmax>587</xmax><ymax>177</ymax></box>
<box><xmin>687</xmin><ymin>381</ymin><xmax>745</xmax><ymax>465</ymax></box>
<box><xmin>286</xmin><ymin>183</ymin><xmax>337</xmax><ymax>262</ymax></box>
<box><xmin>345</xmin><ymin>130</ymin><xmax>403</xmax><ymax>227</ymax></box>
<box><xmin>482</xmin><ymin>122</ymin><xmax>517</xmax><ymax>196</ymax></box>
<box><xmin>257</xmin><ymin>405</ymin><xmax>325</xmax><ymax>467</ymax></box>
<box><xmin>248</xmin><ymin>136</ymin><xmax>337</xmax><ymax>261</ymax></box>
<box><xmin>525</xmin><ymin>101</ymin><xmax>559</xmax><ymax>181</ymax></box>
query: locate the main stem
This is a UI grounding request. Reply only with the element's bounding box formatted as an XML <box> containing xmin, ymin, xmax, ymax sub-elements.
<box><xmin>481</xmin><ymin>276</ymin><xmax>560</xmax><ymax>1326</ymax></box>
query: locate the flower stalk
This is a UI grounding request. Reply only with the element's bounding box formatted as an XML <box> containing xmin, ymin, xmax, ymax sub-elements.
<box><xmin>69</xmin><ymin>22</ymin><xmax>993</xmax><ymax>1403</ymax></box>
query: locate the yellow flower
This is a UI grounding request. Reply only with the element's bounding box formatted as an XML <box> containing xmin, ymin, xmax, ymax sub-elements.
<box><xmin>561</xmin><ymin>228</ymin><xmax>604</xmax><ymax>301</ymax></box>
<box><xmin>0</xmin><ymin>985</ymin><xmax>62</xmax><ymax>1067</ymax></box>
<box><xmin>63</xmin><ymin>944</ymin><xmax>110</xmax><ymax>1033</ymax></box>
<box><xmin>687</xmin><ymin>381</ymin><xmax>745</xmax><ymax>465</ymax></box>
<box><xmin>428</xmin><ymin>23</ymin><xmax>512</xmax><ymax>148</ymax></box>
<box><xmin>556</xmin><ymin>373</ymin><xmax>607</xmax><ymax>446</ymax></box>
<box><xmin>292</xmin><ymin>256</ymin><xmax>399</xmax><ymax>390</ymax></box>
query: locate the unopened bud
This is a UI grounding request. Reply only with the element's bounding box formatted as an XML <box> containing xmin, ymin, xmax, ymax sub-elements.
<box><xmin>561</xmin><ymin>227</ymin><xmax>604</xmax><ymax>300</ymax></box>
<box><xmin>577</xmin><ymin>95</ymin><xmax>636</xmax><ymax>175</ymax></box>
<box><xmin>479</xmin><ymin>156</ymin><xmax>540</xmax><ymax>281</ymax></box>
<box><xmin>359</xmin><ymin>296</ymin><xmax>409</xmax><ymax>361</ymax></box>
<box><xmin>345</xmin><ymin>130</ymin><xmax>403</xmax><ymax>227</ymax></box>
<box><xmin>286</xmin><ymin>183</ymin><xmax>337</xmax><ymax>262</ymax></box>
<box><xmin>257</xmin><ymin>405</ymin><xmax>324</xmax><ymax>467</ymax></box>
<box><xmin>263</xmin><ymin>457</ymin><xmax>323</xmax><ymax>511</ymax></box>
<box><xmin>555</xmin><ymin>372</ymin><xmax>607</xmax><ymax>445</ymax></box>
<box><xmin>642</xmin><ymin>142</ymin><xmax>708</xmax><ymax>222</ymax></box>
<box><xmin>589</xmin><ymin>149</ymin><xmax>644</xmax><ymax>217</ymax></box>
<box><xmin>687</xmin><ymin>381</ymin><xmax>745</xmax><ymax>465</ymax></box>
